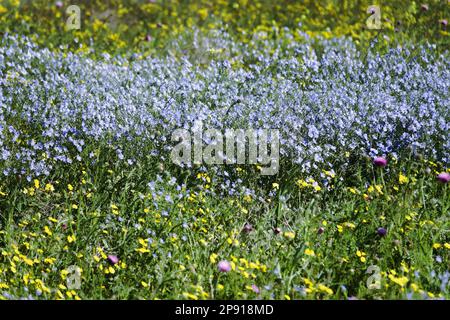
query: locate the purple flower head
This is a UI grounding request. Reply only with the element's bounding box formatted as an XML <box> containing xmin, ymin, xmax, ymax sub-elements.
<box><xmin>318</xmin><ymin>227</ymin><xmax>325</xmax><ymax>234</ymax></box>
<box><xmin>437</xmin><ymin>172</ymin><xmax>450</xmax><ymax>183</ymax></box>
<box><xmin>251</xmin><ymin>284</ymin><xmax>260</xmax><ymax>294</ymax></box>
<box><xmin>373</xmin><ymin>157</ymin><xmax>387</xmax><ymax>167</ymax></box>
<box><xmin>218</xmin><ymin>260</ymin><xmax>231</xmax><ymax>273</ymax></box>
<box><xmin>107</xmin><ymin>255</ymin><xmax>119</xmax><ymax>265</ymax></box>
<box><xmin>55</xmin><ymin>1</ymin><xmax>63</xmax><ymax>8</ymax></box>
<box><xmin>377</xmin><ymin>227</ymin><xmax>387</xmax><ymax>237</ymax></box>
<box><xmin>243</xmin><ymin>223</ymin><xmax>253</xmax><ymax>233</ymax></box>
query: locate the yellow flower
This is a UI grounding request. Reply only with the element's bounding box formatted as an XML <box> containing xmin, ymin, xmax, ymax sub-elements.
<box><xmin>303</xmin><ymin>278</ymin><xmax>314</xmax><ymax>287</ymax></box>
<box><xmin>138</xmin><ymin>238</ymin><xmax>148</xmax><ymax>247</ymax></box>
<box><xmin>368</xmin><ymin>184</ymin><xmax>383</xmax><ymax>194</ymax></box>
<box><xmin>433</xmin><ymin>243</ymin><xmax>442</xmax><ymax>249</ymax></box>
<box><xmin>356</xmin><ymin>250</ymin><xmax>366</xmax><ymax>262</ymax></box>
<box><xmin>209</xmin><ymin>253</ymin><xmax>218</xmax><ymax>264</ymax></box>
<box><xmin>10</xmin><ymin>0</ymin><xmax>20</xmax><ymax>8</ymax></box>
<box><xmin>324</xmin><ymin>170</ymin><xmax>336</xmax><ymax>178</ymax></box>
<box><xmin>410</xmin><ymin>283</ymin><xmax>419</xmax><ymax>292</ymax></box>
<box><xmin>0</xmin><ymin>283</ymin><xmax>9</xmax><ymax>289</ymax></box>
<box><xmin>375</xmin><ymin>185</ymin><xmax>383</xmax><ymax>194</ymax></box>
<box><xmin>348</xmin><ymin>187</ymin><xmax>358</xmax><ymax>194</ymax></box>
<box><xmin>136</xmin><ymin>247</ymin><xmax>150</xmax><ymax>254</ymax></box>
<box><xmin>68</xmin><ymin>184</ymin><xmax>74</xmax><ymax>191</ymax></box>
<box><xmin>317</xmin><ymin>284</ymin><xmax>333</xmax><ymax>295</ymax></box>
<box><xmin>344</xmin><ymin>222</ymin><xmax>356</xmax><ymax>229</ymax></box>
<box><xmin>296</xmin><ymin>179</ymin><xmax>309</xmax><ymax>188</ymax></box>
<box><xmin>183</xmin><ymin>292</ymin><xmax>199</xmax><ymax>300</ymax></box>
<box><xmin>43</xmin><ymin>226</ymin><xmax>52</xmax><ymax>236</ymax></box>
<box><xmin>304</xmin><ymin>248</ymin><xmax>315</xmax><ymax>256</ymax></box>
<box><xmin>0</xmin><ymin>6</ymin><xmax>7</xmax><ymax>15</ymax></box>
<box><xmin>67</xmin><ymin>235</ymin><xmax>76</xmax><ymax>243</ymax></box>
<box><xmin>198</xmin><ymin>8</ymin><xmax>208</xmax><ymax>20</ymax></box>
<box><xmin>58</xmin><ymin>284</ymin><xmax>67</xmax><ymax>290</ymax></box>
<box><xmin>399</xmin><ymin>174</ymin><xmax>409</xmax><ymax>184</ymax></box>
<box><xmin>34</xmin><ymin>179</ymin><xmax>40</xmax><ymax>189</ymax></box>
<box><xmin>283</xmin><ymin>231</ymin><xmax>295</xmax><ymax>239</ymax></box>
<box><xmin>389</xmin><ymin>274</ymin><xmax>409</xmax><ymax>287</ymax></box>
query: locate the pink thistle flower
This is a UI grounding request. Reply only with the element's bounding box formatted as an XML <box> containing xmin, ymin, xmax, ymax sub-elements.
<box><xmin>373</xmin><ymin>157</ymin><xmax>387</xmax><ymax>167</ymax></box>
<box><xmin>107</xmin><ymin>255</ymin><xmax>119</xmax><ymax>265</ymax></box>
<box><xmin>218</xmin><ymin>260</ymin><xmax>231</xmax><ymax>273</ymax></box>
<box><xmin>437</xmin><ymin>172</ymin><xmax>450</xmax><ymax>183</ymax></box>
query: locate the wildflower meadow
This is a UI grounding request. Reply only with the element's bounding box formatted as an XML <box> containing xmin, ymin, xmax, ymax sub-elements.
<box><xmin>0</xmin><ymin>0</ymin><xmax>449</xmax><ymax>302</ymax></box>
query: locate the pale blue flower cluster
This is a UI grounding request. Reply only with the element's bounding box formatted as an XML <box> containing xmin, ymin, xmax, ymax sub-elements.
<box><xmin>0</xmin><ymin>33</ymin><xmax>448</xmax><ymax>178</ymax></box>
